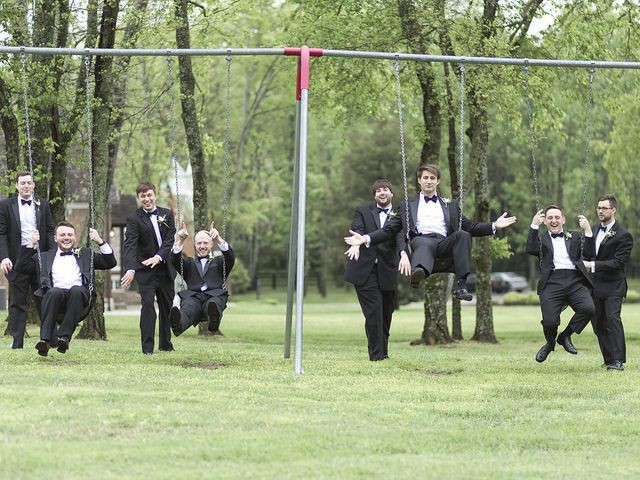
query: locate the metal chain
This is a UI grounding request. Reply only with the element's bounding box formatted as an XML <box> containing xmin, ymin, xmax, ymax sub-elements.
<box><xmin>458</xmin><ymin>60</ymin><xmax>465</xmax><ymax>230</ymax></box>
<box><xmin>393</xmin><ymin>56</ymin><xmax>411</xmax><ymax>244</ymax></box>
<box><xmin>524</xmin><ymin>60</ymin><xmax>543</xmax><ymax>270</ymax></box>
<box><xmin>19</xmin><ymin>50</ymin><xmax>43</xmax><ymax>275</ymax></box>
<box><xmin>166</xmin><ymin>54</ymin><xmax>185</xmax><ymax>289</ymax></box>
<box><xmin>84</xmin><ymin>54</ymin><xmax>96</xmax><ymax>295</ymax></box>
<box><xmin>581</xmin><ymin>64</ymin><xmax>595</xmax><ymax>216</ymax></box>
<box><xmin>221</xmin><ymin>53</ymin><xmax>232</xmax><ymax>288</ymax></box>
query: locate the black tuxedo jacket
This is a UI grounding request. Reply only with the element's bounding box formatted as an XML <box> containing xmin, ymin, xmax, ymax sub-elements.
<box><xmin>369</xmin><ymin>196</ymin><xmax>494</xmax><ymax>251</ymax></box>
<box><xmin>34</xmin><ymin>247</ymin><xmax>117</xmax><ymax>297</ymax></box>
<box><xmin>525</xmin><ymin>228</ymin><xmax>593</xmax><ymax>294</ymax></box>
<box><xmin>171</xmin><ymin>247</ymin><xmax>235</xmax><ymax>299</ymax></box>
<box><xmin>123</xmin><ymin>206</ymin><xmax>176</xmax><ymax>283</ymax></box>
<box><xmin>344</xmin><ymin>204</ymin><xmax>406</xmax><ymax>291</ymax></box>
<box><xmin>584</xmin><ymin>222</ymin><xmax>633</xmax><ymax>298</ymax></box>
<box><xmin>0</xmin><ymin>196</ymin><xmax>55</xmax><ymax>280</ymax></box>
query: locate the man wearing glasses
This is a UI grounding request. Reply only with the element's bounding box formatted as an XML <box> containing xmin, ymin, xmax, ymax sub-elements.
<box><xmin>583</xmin><ymin>194</ymin><xmax>634</xmax><ymax>371</ymax></box>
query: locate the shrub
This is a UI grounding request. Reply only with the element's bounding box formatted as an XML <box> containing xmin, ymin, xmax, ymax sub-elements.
<box><xmin>502</xmin><ymin>291</ymin><xmax>540</xmax><ymax>306</ymax></box>
<box><xmin>625</xmin><ymin>290</ymin><xmax>640</xmax><ymax>303</ymax></box>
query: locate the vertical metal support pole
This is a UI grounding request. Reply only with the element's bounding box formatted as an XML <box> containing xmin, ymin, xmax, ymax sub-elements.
<box><xmin>294</xmin><ymin>46</ymin><xmax>311</xmax><ymax>376</ymax></box>
<box><xmin>284</xmin><ymin>100</ymin><xmax>301</xmax><ymax>358</ymax></box>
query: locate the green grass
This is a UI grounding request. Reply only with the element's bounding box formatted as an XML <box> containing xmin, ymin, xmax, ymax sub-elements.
<box><xmin>2</xmin><ymin>302</ymin><xmax>640</xmax><ymax>479</ymax></box>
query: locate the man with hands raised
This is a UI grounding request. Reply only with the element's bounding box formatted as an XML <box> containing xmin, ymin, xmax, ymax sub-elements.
<box><xmin>526</xmin><ymin>206</ymin><xmax>595</xmax><ymax>363</ymax></box>
<box><xmin>169</xmin><ymin>224</ymin><xmax>235</xmax><ymax>337</ymax></box>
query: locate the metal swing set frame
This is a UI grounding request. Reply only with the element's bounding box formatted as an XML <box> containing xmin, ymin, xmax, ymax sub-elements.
<box><xmin>3</xmin><ymin>44</ymin><xmax>640</xmax><ymax>375</ymax></box>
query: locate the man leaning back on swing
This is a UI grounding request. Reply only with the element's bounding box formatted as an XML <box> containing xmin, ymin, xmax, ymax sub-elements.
<box><xmin>344</xmin><ymin>163</ymin><xmax>517</xmax><ymax>301</ymax></box>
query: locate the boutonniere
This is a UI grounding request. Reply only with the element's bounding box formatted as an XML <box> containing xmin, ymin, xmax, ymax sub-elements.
<box><xmin>605</xmin><ymin>230</ymin><xmax>616</xmax><ymax>239</ymax></box>
<box><xmin>34</xmin><ymin>199</ymin><xmax>41</xmax><ymax>207</ymax></box>
<box><xmin>387</xmin><ymin>210</ymin><xmax>397</xmax><ymax>219</ymax></box>
<box><xmin>564</xmin><ymin>232</ymin><xmax>573</xmax><ymax>240</ymax></box>
<box><xmin>441</xmin><ymin>197</ymin><xmax>450</xmax><ymax>205</ymax></box>
<box><xmin>73</xmin><ymin>248</ymin><xmax>81</xmax><ymax>257</ymax></box>
<box><xmin>156</xmin><ymin>214</ymin><xmax>170</xmax><ymax>228</ymax></box>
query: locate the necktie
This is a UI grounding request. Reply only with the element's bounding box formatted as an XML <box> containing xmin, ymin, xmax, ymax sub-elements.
<box><xmin>145</xmin><ymin>209</ymin><xmax>158</xmax><ymax>217</ymax></box>
<box><xmin>60</xmin><ymin>250</ymin><xmax>74</xmax><ymax>256</ymax></box>
<box><xmin>424</xmin><ymin>195</ymin><xmax>438</xmax><ymax>203</ymax></box>
<box><xmin>550</xmin><ymin>232</ymin><xmax>564</xmax><ymax>239</ymax></box>
<box><xmin>21</xmin><ymin>199</ymin><xmax>32</xmax><ymax>206</ymax></box>
<box><xmin>377</xmin><ymin>207</ymin><xmax>390</xmax><ymax>215</ymax></box>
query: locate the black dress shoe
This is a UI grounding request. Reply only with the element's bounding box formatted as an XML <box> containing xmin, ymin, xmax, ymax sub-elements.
<box><xmin>35</xmin><ymin>340</ymin><xmax>49</xmax><ymax>357</ymax></box>
<box><xmin>169</xmin><ymin>306</ymin><xmax>182</xmax><ymax>337</ymax></box>
<box><xmin>535</xmin><ymin>343</ymin><xmax>553</xmax><ymax>363</ymax></box>
<box><xmin>606</xmin><ymin>360</ymin><xmax>624</xmax><ymax>371</ymax></box>
<box><xmin>56</xmin><ymin>337</ymin><xmax>69</xmax><ymax>354</ymax></box>
<box><xmin>557</xmin><ymin>334</ymin><xmax>577</xmax><ymax>355</ymax></box>
<box><xmin>410</xmin><ymin>268</ymin><xmax>425</xmax><ymax>288</ymax></box>
<box><xmin>452</xmin><ymin>287</ymin><xmax>473</xmax><ymax>301</ymax></box>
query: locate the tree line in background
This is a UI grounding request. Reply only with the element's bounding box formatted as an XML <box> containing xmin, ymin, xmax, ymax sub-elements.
<box><xmin>1</xmin><ymin>0</ymin><xmax>640</xmax><ymax>344</ymax></box>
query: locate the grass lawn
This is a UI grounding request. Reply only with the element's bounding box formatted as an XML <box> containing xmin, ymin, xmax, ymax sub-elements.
<box><xmin>1</xmin><ymin>299</ymin><xmax>640</xmax><ymax>479</ymax></box>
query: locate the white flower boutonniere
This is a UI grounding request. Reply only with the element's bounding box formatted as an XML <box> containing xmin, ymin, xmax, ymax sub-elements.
<box><xmin>387</xmin><ymin>210</ymin><xmax>397</xmax><ymax>220</ymax></box>
<box><xmin>564</xmin><ymin>232</ymin><xmax>573</xmax><ymax>240</ymax></box>
<box><xmin>605</xmin><ymin>230</ymin><xmax>616</xmax><ymax>239</ymax></box>
<box><xmin>156</xmin><ymin>213</ymin><xmax>170</xmax><ymax>229</ymax></box>
<box><xmin>34</xmin><ymin>199</ymin><xmax>41</xmax><ymax>207</ymax></box>
<box><xmin>73</xmin><ymin>248</ymin><xmax>81</xmax><ymax>257</ymax></box>
<box><xmin>441</xmin><ymin>197</ymin><xmax>450</xmax><ymax>205</ymax></box>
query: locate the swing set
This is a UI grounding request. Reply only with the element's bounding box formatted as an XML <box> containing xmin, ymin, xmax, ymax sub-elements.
<box><xmin>4</xmin><ymin>44</ymin><xmax>639</xmax><ymax>376</ymax></box>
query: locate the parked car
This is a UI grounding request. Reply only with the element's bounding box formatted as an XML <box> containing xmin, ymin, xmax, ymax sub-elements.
<box><xmin>466</xmin><ymin>272</ymin><xmax>528</xmax><ymax>293</ymax></box>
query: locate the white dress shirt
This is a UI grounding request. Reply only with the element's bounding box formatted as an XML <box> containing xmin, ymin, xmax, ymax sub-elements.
<box><xmin>595</xmin><ymin>220</ymin><xmax>615</xmax><ymax>256</ymax></box>
<box><xmin>416</xmin><ymin>193</ymin><xmax>447</xmax><ymax>237</ymax></box>
<box><xmin>18</xmin><ymin>197</ymin><xmax>37</xmax><ymax>246</ymax></box>
<box><xmin>376</xmin><ymin>204</ymin><xmax>392</xmax><ymax>227</ymax></box>
<box><xmin>51</xmin><ymin>243</ymin><xmax>113</xmax><ymax>289</ymax></box>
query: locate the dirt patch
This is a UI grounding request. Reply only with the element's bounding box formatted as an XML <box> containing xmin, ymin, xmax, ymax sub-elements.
<box><xmin>414</xmin><ymin>369</ymin><xmax>457</xmax><ymax>377</ymax></box>
<box><xmin>182</xmin><ymin>362</ymin><xmax>228</xmax><ymax>370</ymax></box>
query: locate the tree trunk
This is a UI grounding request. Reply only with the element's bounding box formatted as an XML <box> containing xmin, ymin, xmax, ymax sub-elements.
<box><xmin>175</xmin><ymin>0</ymin><xmax>208</xmax><ymax>233</ymax></box>
<box><xmin>397</xmin><ymin>0</ymin><xmax>450</xmax><ymax>344</ymax></box>
<box><xmin>77</xmin><ymin>0</ymin><xmax>120</xmax><ymax>340</ymax></box>
<box><xmin>469</xmin><ymin>92</ymin><xmax>497</xmax><ymax>343</ymax></box>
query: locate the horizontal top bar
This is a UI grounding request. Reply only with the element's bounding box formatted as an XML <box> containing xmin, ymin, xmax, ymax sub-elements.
<box><xmin>321</xmin><ymin>49</ymin><xmax>640</xmax><ymax>69</ymax></box>
<box><xmin>0</xmin><ymin>46</ymin><xmax>286</xmax><ymax>57</ymax></box>
<box><xmin>2</xmin><ymin>45</ymin><xmax>640</xmax><ymax>69</ymax></box>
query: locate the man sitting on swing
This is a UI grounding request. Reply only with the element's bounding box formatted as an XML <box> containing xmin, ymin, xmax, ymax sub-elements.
<box><xmin>344</xmin><ymin>163</ymin><xmax>517</xmax><ymax>301</ymax></box>
<box><xmin>169</xmin><ymin>224</ymin><xmax>235</xmax><ymax>337</ymax></box>
<box><xmin>33</xmin><ymin>221</ymin><xmax>117</xmax><ymax>356</ymax></box>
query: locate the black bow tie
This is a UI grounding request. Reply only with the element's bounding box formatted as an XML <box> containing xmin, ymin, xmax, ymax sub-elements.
<box><xmin>197</xmin><ymin>255</ymin><xmax>209</xmax><ymax>261</ymax></box>
<box><xmin>144</xmin><ymin>209</ymin><xmax>158</xmax><ymax>217</ymax></box>
<box><xmin>424</xmin><ymin>195</ymin><xmax>438</xmax><ymax>203</ymax></box>
<box><xmin>60</xmin><ymin>250</ymin><xmax>74</xmax><ymax>256</ymax></box>
<box><xmin>377</xmin><ymin>207</ymin><xmax>390</xmax><ymax>215</ymax></box>
<box><xmin>21</xmin><ymin>199</ymin><xmax>32</xmax><ymax>206</ymax></box>
<box><xmin>550</xmin><ymin>232</ymin><xmax>564</xmax><ymax>239</ymax></box>
<box><xmin>599</xmin><ymin>225</ymin><xmax>607</xmax><ymax>232</ymax></box>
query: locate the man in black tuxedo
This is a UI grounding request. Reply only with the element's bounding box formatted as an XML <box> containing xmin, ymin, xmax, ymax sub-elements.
<box><xmin>33</xmin><ymin>222</ymin><xmax>116</xmax><ymax>356</ymax></box>
<box><xmin>168</xmin><ymin>225</ymin><xmax>234</xmax><ymax>337</ymax></box>
<box><xmin>345</xmin><ymin>164</ymin><xmax>516</xmax><ymax>301</ymax></box>
<box><xmin>344</xmin><ymin>179</ymin><xmax>407</xmax><ymax>361</ymax></box>
<box><xmin>525</xmin><ymin>206</ymin><xmax>595</xmax><ymax>363</ymax></box>
<box><xmin>0</xmin><ymin>171</ymin><xmax>54</xmax><ymax>349</ymax></box>
<box><xmin>583</xmin><ymin>194</ymin><xmax>634</xmax><ymax>371</ymax></box>
<box><xmin>121</xmin><ymin>181</ymin><xmax>176</xmax><ymax>354</ymax></box>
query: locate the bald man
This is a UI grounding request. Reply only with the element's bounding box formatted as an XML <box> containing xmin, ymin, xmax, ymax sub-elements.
<box><xmin>169</xmin><ymin>226</ymin><xmax>235</xmax><ymax>336</ymax></box>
